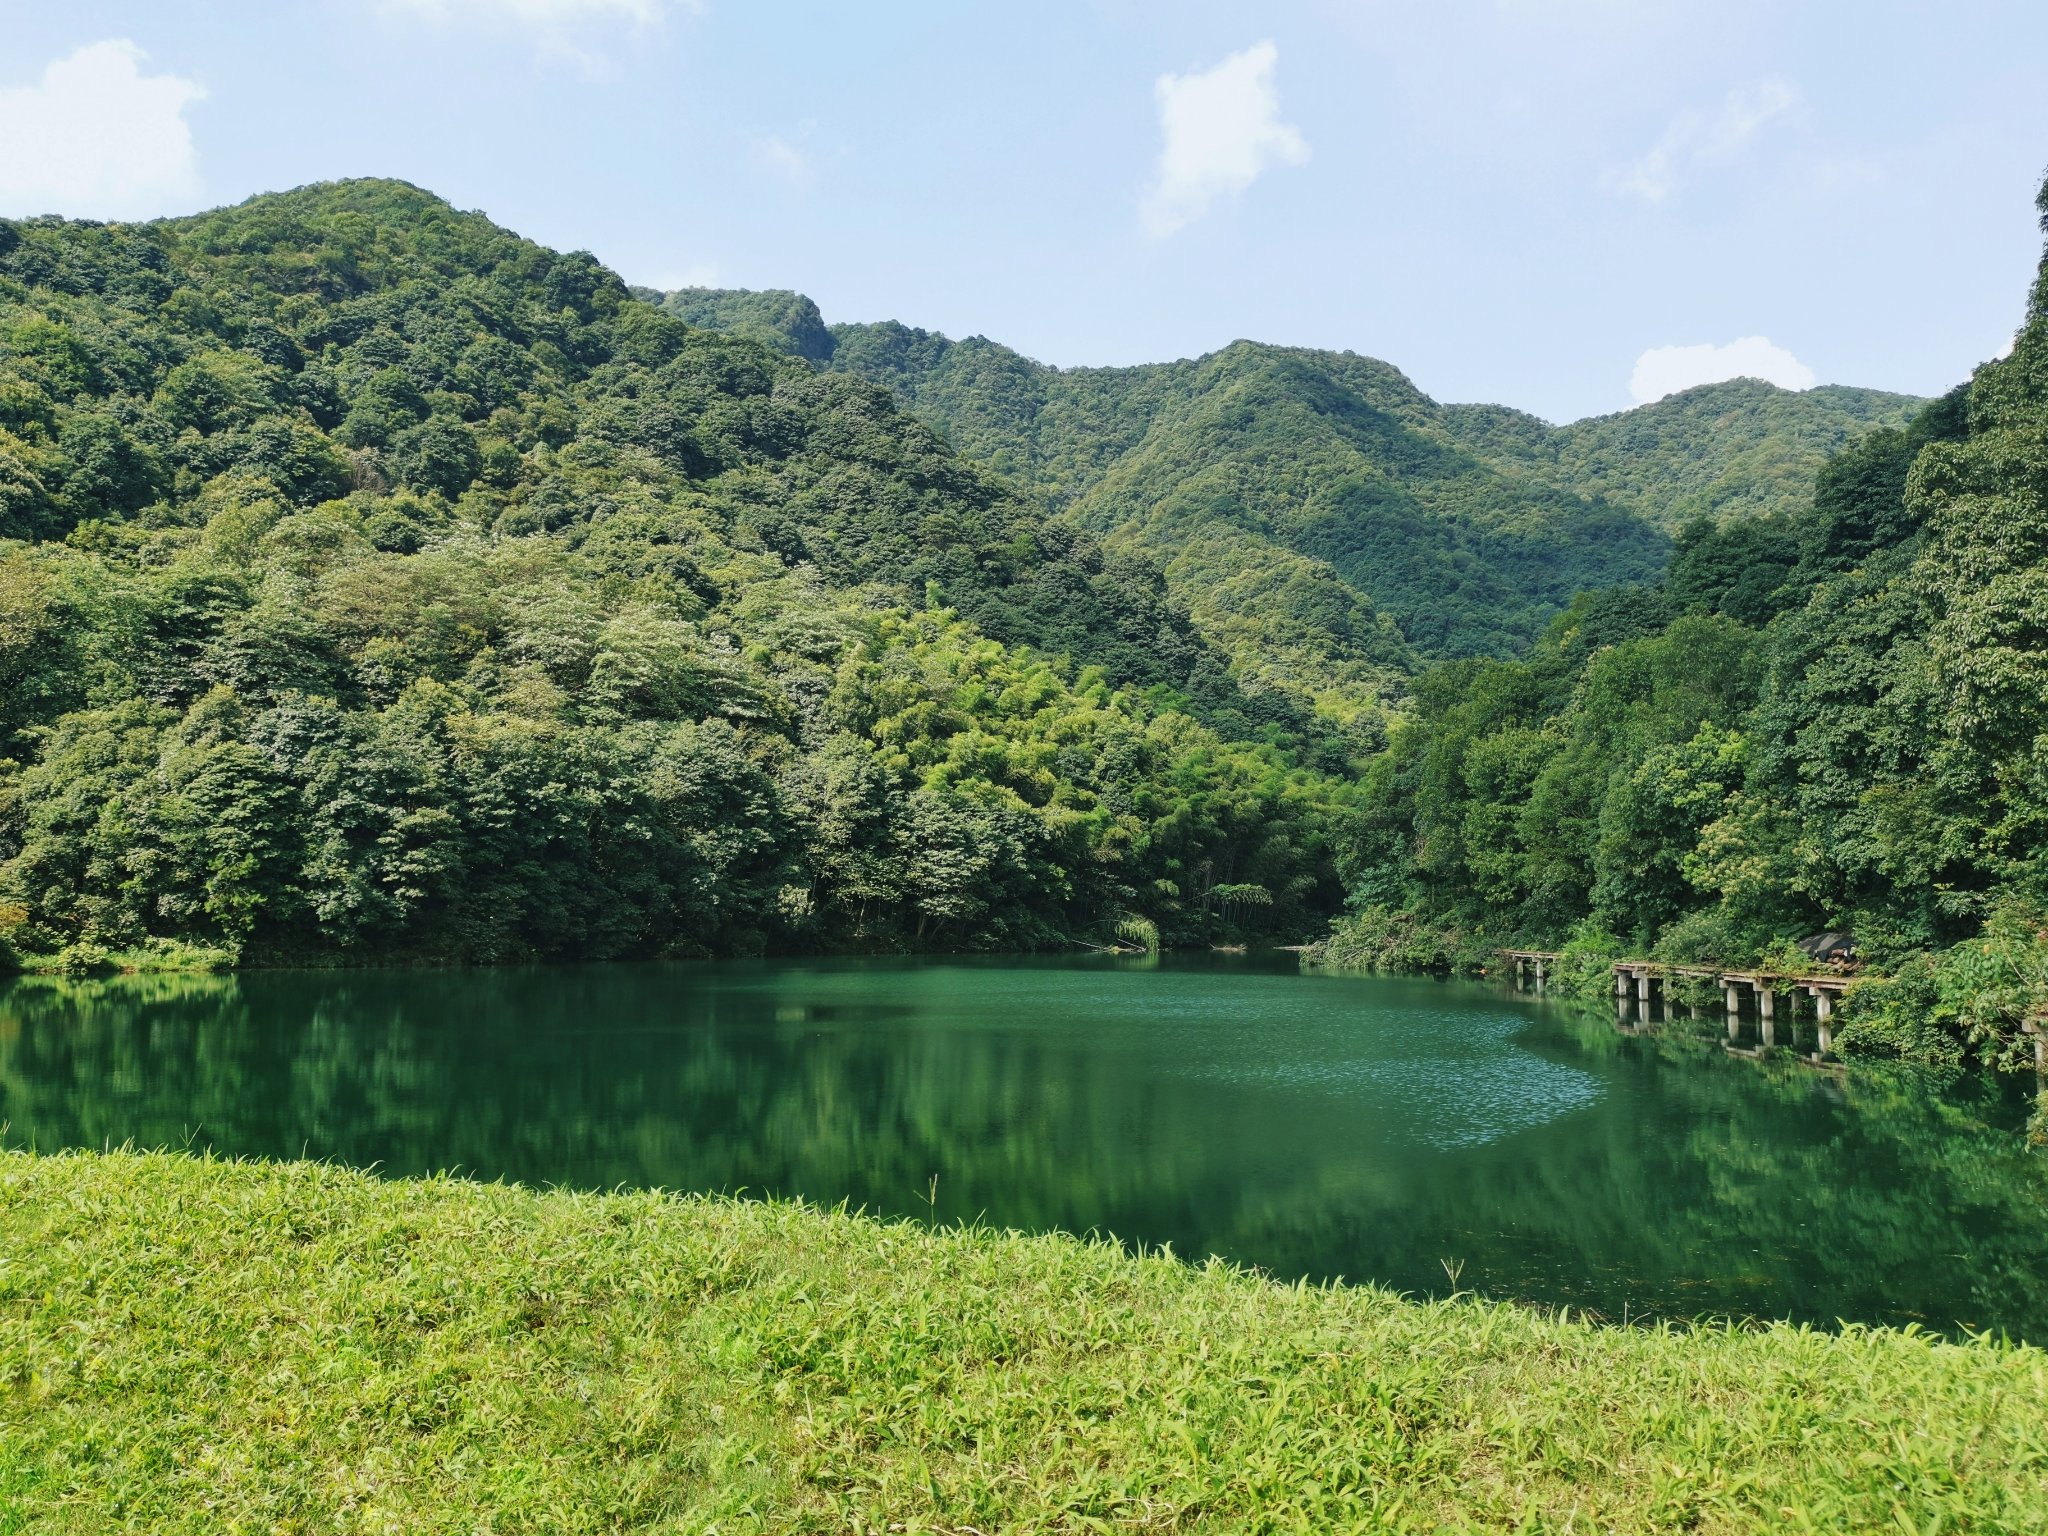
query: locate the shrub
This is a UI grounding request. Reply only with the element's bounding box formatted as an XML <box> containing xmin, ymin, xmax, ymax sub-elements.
<box><xmin>1654</xmin><ymin>907</ymin><xmax>1747</xmax><ymax>966</ymax></box>
<box><xmin>1836</xmin><ymin>955</ymin><xmax>1960</xmax><ymax>1065</ymax></box>
<box><xmin>49</xmin><ymin>941</ymin><xmax>113</xmax><ymax>977</ymax></box>
<box><xmin>1833</xmin><ymin>903</ymin><xmax>2048</xmax><ymax>1070</ymax></box>
<box><xmin>1305</xmin><ymin>903</ymin><xmax>1486</xmax><ymax>974</ymax></box>
<box><xmin>1551</xmin><ymin>920</ymin><xmax>1627</xmax><ymax>1001</ymax></box>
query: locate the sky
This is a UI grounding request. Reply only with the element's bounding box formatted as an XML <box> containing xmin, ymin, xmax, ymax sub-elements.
<box><xmin>0</xmin><ymin>1</ymin><xmax>2043</xmax><ymax>423</ymax></box>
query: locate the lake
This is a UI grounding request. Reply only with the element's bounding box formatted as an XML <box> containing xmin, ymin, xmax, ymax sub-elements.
<box><xmin>3</xmin><ymin>953</ymin><xmax>2044</xmax><ymax>1339</ymax></box>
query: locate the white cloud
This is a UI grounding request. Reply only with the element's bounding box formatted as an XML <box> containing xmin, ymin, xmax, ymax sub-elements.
<box><xmin>1630</xmin><ymin>337</ymin><xmax>1816</xmax><ymax>405</ymax></box>
<box><xmin>751</xmin><ymin>134</ymin><xmax>813</xmax><ymax>187</ymax></box>
<box><xmin>1612</xmin><ymin>78</ymin><xmax>1800</xmax><ymax>203</ymax></box>
<box><xmin>0</xmin><ymin>41</ymin><xmax>204</xmax><ymax>220</ymax></box>
<box><xmin>645</xmin><ymin>261</ymin><xmax>720</xmax><ymax>290</ymax></box>
<box><xmin>376</xmin><ymin>0</ymin><xmax>689</xmax><ymax>68</ymax></box>
<box><xmin>381</xmin><ymin>0</ymin><xmax>671</xmax><ymax>23</ymax></box>
<box><xmin>1140</xmin><ymin>40</ymin><xmax>1309</xmax><ymax>239</ymax></box>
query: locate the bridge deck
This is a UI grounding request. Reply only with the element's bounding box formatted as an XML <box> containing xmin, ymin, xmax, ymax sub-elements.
<box><xmin>1496</xmin><ymin>951</ymin><xmax>1854</xmax><ymax>992</ymax></box>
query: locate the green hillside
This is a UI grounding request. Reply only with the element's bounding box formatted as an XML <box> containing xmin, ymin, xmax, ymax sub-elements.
<box><xmin>0</xmin><ymin>180</ymin><xmax>1355</xmax><ymax>967</ymax></box>
<box><xmin>1313</xmin><ymin>173</ymin><xmax>2048</xmax><ymax>1081</ymax></box>
<box><xmin>631</xmin><ymin>284</ymin><xmax>835</xmax><ymax>364</ymax></box>
<box><xmin>1444</xmin><ymin>378</ymin><xmax>1925</xmax><ymax>530</ymax></box>
<box><xmin>664</xmin><ymin>288</ymin><xmax>1922</xmax><ymax>534</ymax></box>
<box><xmin>660</xmin><ymin>289</ymin><xmax>1918</xmax><ymax>692</ymax></box>
<box><xmin>1062</xmin><ymin>342</ymin><xmax>1664</xmax><ymax>665</ymax></box>
<box><xmin>0</xmin><ymin>178</ymin><xmax>1973</xmax><ymax>985</ymax></box>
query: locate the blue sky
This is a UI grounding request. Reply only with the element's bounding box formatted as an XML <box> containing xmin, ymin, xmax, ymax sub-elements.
<box><xmin>0</xmin><ymin>1</ymin><xmax>2042</xmax><ymax>422</ymax></box>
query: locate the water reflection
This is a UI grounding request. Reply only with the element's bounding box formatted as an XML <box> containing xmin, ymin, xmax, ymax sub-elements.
<box><xmin>2</xmin><ymin>957</ymin><xmax>2044</xmax><ymax>1339</ymax></box>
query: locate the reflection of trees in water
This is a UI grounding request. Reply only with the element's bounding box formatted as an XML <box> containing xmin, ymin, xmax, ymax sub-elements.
<box><xmin>0</xmin><ymin>969</ymin><xmax>1220</xmax><ymax>1221</ymax></box>
<box><xmin>1118</xmin><ymin>1011</ymin><xmax>2048</xmax><ymax>1336</ymax></box>
<box><xmin>1463</xmin><ymin>1009</ymin><xmax>2048</xmax><ymax>1332</ymax></box>
<box><xmin>1</xmin><ymin>970</ymin><xmax>2044</xmax><ymax>1338</ymax></box>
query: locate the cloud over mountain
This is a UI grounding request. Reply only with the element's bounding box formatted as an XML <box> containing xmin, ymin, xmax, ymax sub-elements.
<box><xmin>1140</xmin><ymin>41</ymin><xmax>1309</xmax><ymax>238</ymax></box>
<box><xmin>1630</xmin><ymin>336</ymin><xmax>1816</xmax><ymax>404</ymax></box>
<box><xmin>0</xmin><ymin>41</ymin><xmax>205</xmax><ymax>220</ymax></box>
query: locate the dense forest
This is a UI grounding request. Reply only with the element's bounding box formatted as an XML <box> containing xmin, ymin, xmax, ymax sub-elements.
<box><xmin>0</xmin><ymin>180</ymin><xmax>1355</xmax><ymax>969</ymax></box>
<box><xmin>1444</xmin><ymin>378</ymin><xmax>1924</xmax><ymax>530</ymax></box>
<box><xmin>1317</xmin><ymin>175</ymin><xmax>2048</xmax><ymax>1072</ymax></box>
<box><xmin>9</xmin><ymin>170</ymin><xmax>2047</xmax><ymax>1081</ymax></box>
<box><xmin>652</xmin><ymin>288</ymin><xmax>1919</xmax><ymax>535</ymax></box>
<box><xmin>656</xmin><ymin>286</ymin><xmax>1920</xmax><ymax>698</ymax></box>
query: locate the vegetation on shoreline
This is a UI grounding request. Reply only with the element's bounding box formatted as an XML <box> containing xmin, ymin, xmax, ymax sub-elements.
<box><xmin>4</xmin><ymin>168</ymin><xmax>2044</xmax><ymax>1076</ymax></box>
<box><xmin>0</xmin><ymin>911</ymin><xmax>232</xmax><ymax>975</ymax></box>
<box><xmin>0</xmin><ymin>180</ymin><xmax>1356</xmax><ymax>966</ymax></box>
<box><xmin>1310</xmin><ymin>175</ymin><xmax>2048</xmax><ymax>1076</ymax></box>
<box><xmin>4</xmin><ymin>1148</ymin><xmax>2046</xmax><ymax>1533</ymax></box>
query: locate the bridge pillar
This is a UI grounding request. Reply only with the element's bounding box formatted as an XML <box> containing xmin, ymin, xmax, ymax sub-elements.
<box><xmin>1758</xmin><ymin>986</ymin><xmax>1776</xmax><ymax>1047</ymax></box>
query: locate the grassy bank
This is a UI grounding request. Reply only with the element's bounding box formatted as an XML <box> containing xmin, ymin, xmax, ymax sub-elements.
<box><xmin>4</xmin><ymin>1153</ymin><xmax>2046</xmax><ymax>1532</ymax></box>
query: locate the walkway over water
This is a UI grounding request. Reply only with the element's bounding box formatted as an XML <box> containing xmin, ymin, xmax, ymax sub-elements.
<box><xmin>1498</xmin><ymin>950</ymin><xmax>1858</xmax><ymax>1062</ymax></box>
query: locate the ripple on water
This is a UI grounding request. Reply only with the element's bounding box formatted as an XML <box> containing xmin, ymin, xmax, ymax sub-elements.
<box><xmin>1175</xmin><ymin>1007</ymin><xmax>1605</xmax><ymax>1150</ymax></box>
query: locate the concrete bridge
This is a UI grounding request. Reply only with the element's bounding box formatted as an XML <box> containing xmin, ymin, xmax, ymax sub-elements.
<box><xmin>1497</xmin><ymin>951</ymin><xmax>1854</xmax><ymax>1063</ymax></box>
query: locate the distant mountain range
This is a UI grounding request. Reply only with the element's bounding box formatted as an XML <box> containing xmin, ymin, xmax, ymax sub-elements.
<box><xmin>642</xmin><ymin>285</ymin><xmax>1921</xmax><ymax>714</ymax></box>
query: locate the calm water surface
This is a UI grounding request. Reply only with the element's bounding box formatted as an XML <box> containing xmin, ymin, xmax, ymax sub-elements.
<box><xmin>4</xmin><ymin>954</ymin><xmax>2045</xmax><ymax>1338</ymax></box>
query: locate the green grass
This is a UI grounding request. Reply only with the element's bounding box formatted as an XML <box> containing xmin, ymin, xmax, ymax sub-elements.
<box><xmin>3</xmin><ymin>1151</ymin><xmax>2045</xmax><ymax>1533</ymax></box>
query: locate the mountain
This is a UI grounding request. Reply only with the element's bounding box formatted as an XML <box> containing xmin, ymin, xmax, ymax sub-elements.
<box><xmin>654</xmin><ymin>289</ymin><xmax>1922</xmax><ymax>691</ymax></box>
<box><xmin>0</xmin><ymin>178</ymin><xmax>1942</xmax><ymax>974</ymax></box>
<box><xmin>0</xmin><ymin>180</ymin><xmax>1355</xmax><ymax>966</ymax></box>
<box><xmin>1442</xmin><ymin>379</ymin><xmax>1926</xmax><ymax>531</ymax></box>
<box><xmin>630</xmin><ymin>285</ymin><xmax>835</xmax><ymax>365</ymax></box>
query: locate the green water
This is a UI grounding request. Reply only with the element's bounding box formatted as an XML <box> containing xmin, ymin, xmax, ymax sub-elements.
<box><xmin>3</xmin><ymin>954</ymin><xmax>2044</xmax><ymax>1338</ymax></box>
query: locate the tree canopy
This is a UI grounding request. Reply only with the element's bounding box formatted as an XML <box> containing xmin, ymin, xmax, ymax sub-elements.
<box><xmin>0</xmin><ymin>180</ymin><xmax>1350</xmax><ymax>965</ymax></box>
<box><xmin>669</xmin><ymin>286</ymin><xmax>1920</xmax><ymax>731</ymax></box>
<box><xmin>1317</xmin><ymin>173</ymin><xmax>2048</xmax><ymax>1070</ymax></box>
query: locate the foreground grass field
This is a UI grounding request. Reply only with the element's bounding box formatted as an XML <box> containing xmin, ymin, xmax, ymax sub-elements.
<box><xmin>3</xmin><ymin>1152</ymin><xmax>2045</xmax><ymax>1534</ymax></box>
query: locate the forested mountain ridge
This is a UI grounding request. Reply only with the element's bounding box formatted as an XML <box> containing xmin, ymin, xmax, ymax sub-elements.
<box><xmin>657</xmin><ymin>286</ymin><xmax>1919</xmax><ymax>678</ymax></box>
<box><xmin>1059</xmin><ymin>340</ymin><xmax>1664</xmax><ymax>662</ymax></box>
<box><xmin>1444</xmin><ymin>379</ymin><xmax>1924</xmax><ymax>531</ymax></box>
<box><xmin>659</xmin><ymin>286</ymin><xmax>1921</xmax><ymax>531</ymax></box>
<box><xmin>0</xmin><ymin>179</ymin><xmax>1354</xmax><ymax>967</ymax></box>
